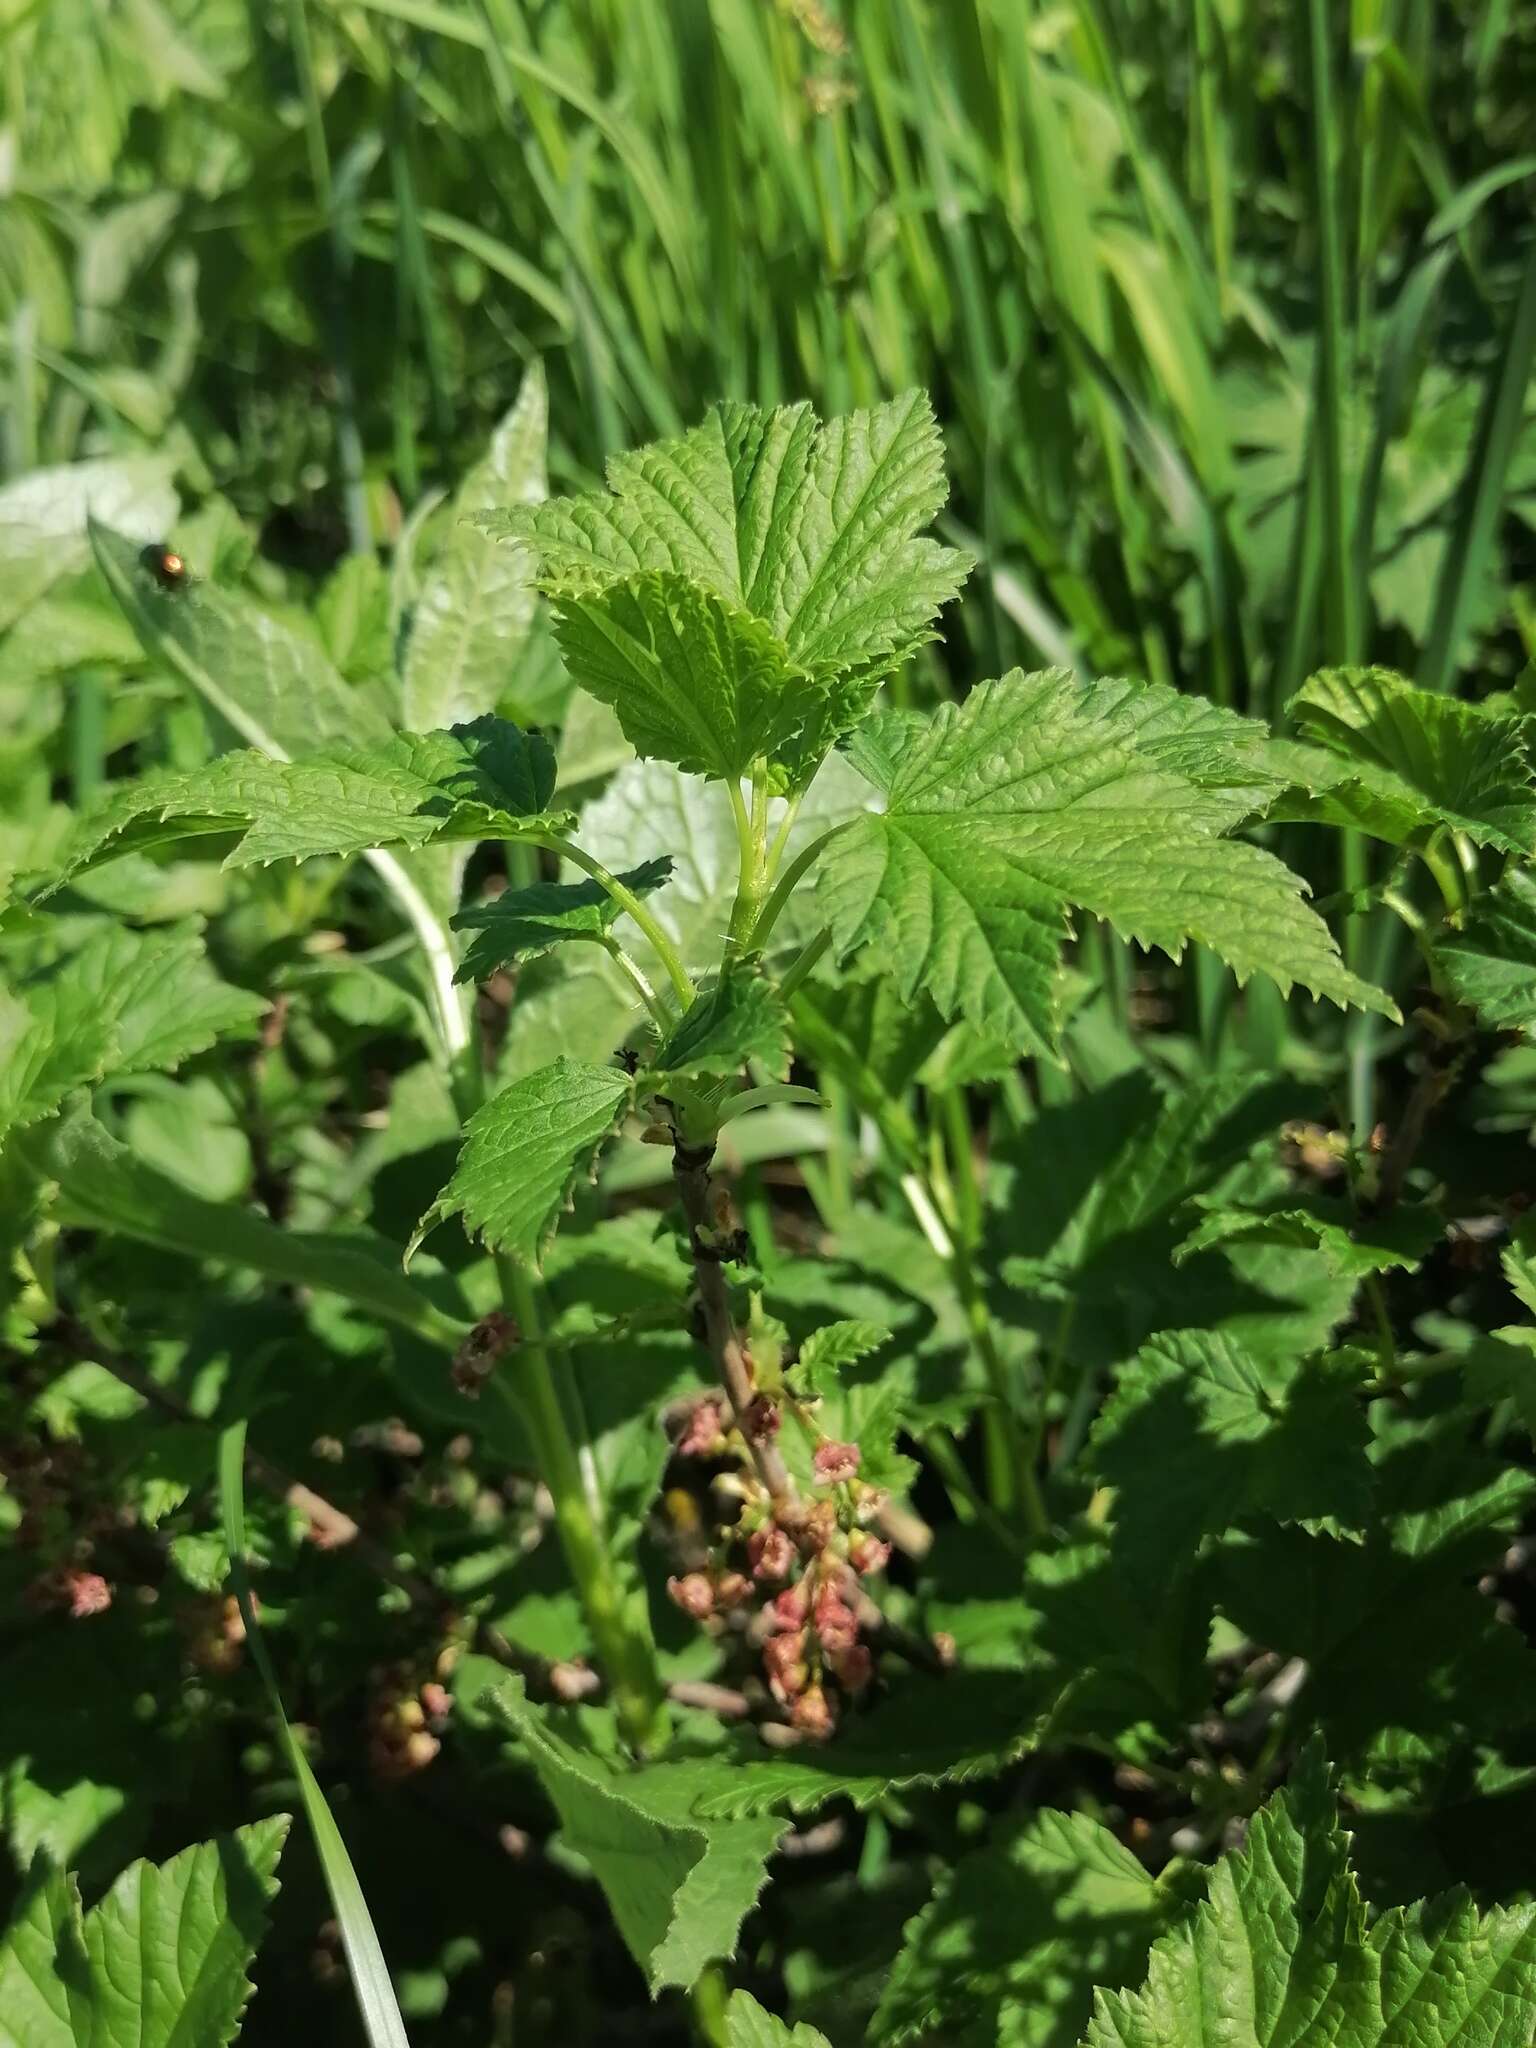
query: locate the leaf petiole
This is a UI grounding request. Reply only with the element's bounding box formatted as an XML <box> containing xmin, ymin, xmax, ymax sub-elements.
<box><xmin>542</xmin><ymin>834</ymin><xmax>696</xmax><ymax>1008</ymax></box>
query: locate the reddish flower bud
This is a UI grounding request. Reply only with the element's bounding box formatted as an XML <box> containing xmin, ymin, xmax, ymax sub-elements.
<box><xmin>420</xmin><ymin>1682</ymin><xmax>452</xmax><ymax>1722</ymax></box>
<box><xmin>769</xmin><ymin>1580</ymin><xmax>811</xmax><ymax>1631</ymax></box>
<box><xmin>678</xmin><ymin>1397</ymin><xmax>727</xmax><ymax>1459</ymax></box>
<box><xmin>790</xmin><ymin>1684</ymin><xmax>836</xmax><ymax>1738</ymax></box>
<box><xmin>763</xmin><ymin>1628</ymin><xmax>809</xmax><ymax>1704</ymax></box>
<box><xmin>714</xmin><ymin>1571</ymin><xmax>752</xmax><ymax>1611</ymax></box>
<box><xmin>814</xmin><ymin>1440</ymin><xmax>861</xmax><ymax>1485</ymax></box>
<box><xmin>800</xmin><ymin>1500</ymin><xmax>838</xmax><ymax>1553</ymax></box>
<box><xmin>748</xmin><ymin>1525</ymin><xmax>795</xmax><ymax>1582</ymax></box>
<box><xmin>831</xmin><ymin>1643</ymin><xmax>874</xmax><ymax>1694</ymax></box>
<box><xmin>847</xmin><ymin>1531</ymin><xmax>892</xmax><ymax>1578</ymax></box>
<box><xmin>742</xmin><ymin>1394</ymin><xmax>781</xmax><ymax>1444</ymax></box>
<box><xmin>65</xmin><ymin>1570</ymin><xmax>112</xmax><ymax>1619</ymax></box>
<box><xmin>853</xmin><ymin>1484</ymin><xmax>889</xmax><ymax>1525</ymax></box>
<box><xmin>931</xmin><ymin>1631</ymin><xmax>958</xmax><ymax>1668</ymax></box>
<box><xmin>667</xmin><ymin>1571</ymin><xmax>716</xmax><ymax>1619</ymax></box>
<box><xmin>812</xmin><ymin>1586</ymin><xmax>859</xmax><ymax>1655</ymax></box>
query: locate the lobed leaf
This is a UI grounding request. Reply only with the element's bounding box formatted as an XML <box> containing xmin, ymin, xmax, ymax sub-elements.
<box><xmin>1080</xmin><ymin>1745</ymin><xmax>1536</xmax><ymax>2048</ymax></box>
<box><xmin>819</xmin><ymin>672</ymin><xmax>1394</xmax><ymax>1054</ymax></box>
<box><xmin>1277</xmin><ymin>666</ymin><xmax>1536</xmax><ymax>854</ymax></box>
<box><xmin>500</xmin><ymin>391</ymin><xmax>971</xmax><ymax>784</ymax></box>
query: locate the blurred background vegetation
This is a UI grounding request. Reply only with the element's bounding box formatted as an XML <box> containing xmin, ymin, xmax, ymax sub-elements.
<box><xmin>5</xmin><ymin>0</ymin><xmax>1535</xmax><ymax>717</ymax></box>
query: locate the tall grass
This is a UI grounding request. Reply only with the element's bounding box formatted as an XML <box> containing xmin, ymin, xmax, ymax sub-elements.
<box><xmin>3</xmin><ymin>0</ymin><xmax>1532</xmax><ymax>1098</ymax></box>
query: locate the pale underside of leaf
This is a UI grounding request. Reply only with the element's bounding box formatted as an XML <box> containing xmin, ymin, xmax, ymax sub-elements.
<box><xmin>402</xmin><ymin>361</ymin><xmax>547</xmax><ymax>732</ymax></box>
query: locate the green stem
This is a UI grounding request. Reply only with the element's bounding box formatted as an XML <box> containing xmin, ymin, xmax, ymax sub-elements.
<box><xmin>763</xmin><ymin>791</ymin><xmax>804</xmax><ymax>884</ymax></box>
<box><xmin>750</xmin><ymin>820</ymin><xmax>853</xmax><ymax>951</ymax></box>
<box><xmin>546</xmin><ymin>835</ymin><xmax>696</xmax><ymax>1008</ymax></box>
<box><xmin>600</xmin><ymin>935</ymin><xmax>670</xmax><ymax>1031</ymax></box>
<box><xmin>434</xmin><ymin>913</ymin><xmax>667</xmax><ymax>1752</ymax></box>
<box><xmin>776</xmin><ymin>926</ymin><xmax>831</xmax><ymax>1001</ymax></box>
<box><xmin>1362</xmin><ymin>1271</ymin><xmax>1397</xmax><ymax>1380</ymax></box>
<box><xmin>500</xmin><ymin>1257</ymin><xmax>666</xmax><ymax>1751</ymax></box>
<box><xmin>725</xmin><ymin>773</ymin><xmax>763</xmax><ymax>954</ymax></box>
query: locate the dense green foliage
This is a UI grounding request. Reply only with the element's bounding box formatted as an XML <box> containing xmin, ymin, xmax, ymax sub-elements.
<box><xmin>3</xmin><ymin>3</ymin><xmax>1536</xmax><ymax>2046</ymax></box>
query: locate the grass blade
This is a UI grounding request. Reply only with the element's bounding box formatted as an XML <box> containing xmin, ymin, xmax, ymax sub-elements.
<box><xmin>220</xmin><ymin>1420</ymin><xmax>413</xmax><ymax>2048</ymax></box>
<box><xmin>1416</xmin><ymin>239</ymin><xmax>1536</xmax><ymax>693</ymax></box>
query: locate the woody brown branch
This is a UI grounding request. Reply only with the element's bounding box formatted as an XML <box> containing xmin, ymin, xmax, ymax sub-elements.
<box><xmin>672</xmin><ymin>1136</ymin><xmax>795</xmax><ymax>1504</ymax></box>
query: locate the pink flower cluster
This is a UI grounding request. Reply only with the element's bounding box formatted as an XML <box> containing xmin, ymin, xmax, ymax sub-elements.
<box><xmin>666</xmin><ymin>1398</ymin><xmax>894</xmax><ymax>1739</ymax></box>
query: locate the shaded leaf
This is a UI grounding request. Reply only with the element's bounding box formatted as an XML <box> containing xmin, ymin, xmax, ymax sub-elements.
<box><xmin>1433</xmin><ymin>866</ymin><xmax>1536</xmax><ymax>1032</ymax></box>
<box><xmin>1278</xmin><ymin>667</ymin><xmax>1536</xmax><ymax>854</ymax></box>
<box><xmin>1175</xmin><ymin>1201</ymin><xmax>1443</xmax><ymax>1278</ymax></box>
<box><xmin>874</xmin><ymin>1809</ymin><xmax>1171</xmax><ymax>2048</ymax></box>
<box><xmin>453</xmin><ymin>857</ymin><xmax>673</xmax><ymax>982</ymax></box>
<box><xmin>485</xmin><ymin>1677</ymin><xmax>782</xmax><ymax>1993</ymax></box>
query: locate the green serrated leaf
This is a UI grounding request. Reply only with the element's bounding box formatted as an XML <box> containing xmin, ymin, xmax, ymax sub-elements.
<box><xmin>484</xmin><ymin>1676</ymin><xmax>783</xmax><ymax>1992</ymax></box>
<box><xmin>452</xmin><ymin>857</ymin><xmax>674</xmax><ymax>982</ymax></box>
<box><xmin>402</xmin><ymin>363</ymin><xmax>546</xmax><ymax>732</ymax></box>
<box><xmin>991</xmin><ymin>1071</ymin><xmax>1356</xmax><ymax>1370</ymax></box>
<box><xmin>0</xmin><ymin>1817</ymin><xmax>288</xmax><ymax>2048</ymax></box>
<box><xmin>1080</xmin><ymin>1743</ymin><xmax>1536</xmax><ymax>2048</ymax></box>
<box><xmin>547</xmin><ymin>570</ymin><xmax>820</xmax><ymax>782</ymax></box>
<box><xmin>1175</xmin><ymin>1200</ymin><xmax>1443</xmax><ymax>1278</ymax></box>
<box><xmin>501</xmin><ymin>391</ymin><xmax>971</xmax><ymax>783</ymax></box>
<box><xmin>1</xmin><ymin>926</ymin><xmax>266</xmax><ymax>1144</ymax></box>
<box><xmin>655</xmin><ymin>975</ymin><xmax>789</xmax><ymax>1080</ymax></box>
<box><xmin>1091</xmin><ymin>1330</ymin><xmax>1372</xmax><ymax>1587</ymax></box>
<box><xmin>874</xmin><ymin>1808</ymin><xmax>1171</xmax><ymax>2048</ymax></box>
<box><xmin>1278</xmin><ymin>666</ymin><xmax>1536</xmax><ymax>854</ymax></box>
<box><xmin>820</xmin><ymin>672</ymin><xmax>1394</xmax><ymax>1054</ymax></box>
<box><xmin>423</xmin><ymin>1057</ymin><xmax>632</xmax><ymax>1265</ymax></box>
<box><xmin>788</xmin><ymin>1318</ymin><xmax>893</xmax><ymax>1395</ymax></box>
<box><xmin>725</xmin><ymin>1992</ymin><xmax>831</xmax><ymax>2048</ymax></box>
<box><xmin>1433</xmin><ymin>866</ymin><xmax>1536</xmax><ymax>1032</ymax></box>
<box><xmin>50</xmin><ymin>716</ymin><xmax>570</xmax><ymax>883</ymax></box>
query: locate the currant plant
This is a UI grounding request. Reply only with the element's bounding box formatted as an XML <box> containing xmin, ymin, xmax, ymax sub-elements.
<box><xmin>6</xmin><ymin>384</ymin><xmax>1536</xmax><ymax>2045</ymax></box>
